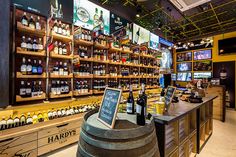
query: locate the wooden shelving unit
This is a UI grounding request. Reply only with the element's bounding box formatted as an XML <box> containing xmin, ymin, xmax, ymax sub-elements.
<box><xmin>51</xmin><ymin>32</ymin><xmax>73</xmax><ymax>42</ymax></box>
<box><xmin>73</xmin><ymin>90</ymin><xmax>93</xmax><ymax>96</ymax></box>
<box><xmin>74</xmin><ymin>39</ymin><xmax>93</xmax><ymax>46</ymax></box>
<box><xmin>50</xmin><ymin>73</ymin><xmax>73</xmax><ymax>79</ymax></box>
<box><xmin>16</xmin><ymin>93</ymin><xmax>46</xmax><ymax>102</ymax></box>
<box><xmin>49</xmin><ymin>91</ymin><xmax>72</xmax><ymax>99</ymax></box>
<box><xmin>74</xmin><ymin>74</ymin><xmax>93</xmax><ymax>79</ymax></box>
<box><xmin>16</xmin><ymin>72</ymin><xmax>47</xmax><ymax>79</ymax></box>
<box><xmin>17</xmin><ymin>22</ymin><xmax>46</xmax><ymax>36</ymax></box>
<box><xmin>165</xmin><ymin>121</ymin><xmax>179</xmax><ymax>157</ymax></box>
<box><xmin>50</xmin><ymin>52</ymin><xmax>73</xmax><ymax>59</ymax></box>
<box><xmin>16</xmin><ymin>47</ymin><xmax>46</xmax><ymax>57</ymax></box>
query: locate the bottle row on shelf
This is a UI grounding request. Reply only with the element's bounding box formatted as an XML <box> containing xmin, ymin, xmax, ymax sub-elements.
<box><xmin>0</xmin><ymin>104</ymin><xmax>99</xmax><ymax>131</ymax></box>
<box><xmin>21</xmin><ymin>12</ymin><xmax>42</xmax><ymax>30</ymax></box>
<box><xmin>51</xmin><ymin>80</ymin><xmax>70</xmax><ymax>95</ymax></box>
<box><xmin>19</xmin><ymin>81</ymin><xmax>43</xmax><ymax>98</ymax></box>
<box><xmin>52</xmin><ymin>19</ymin><xmax>71</xmax><ymax>37</ymax></box>
<box><xmin>20</xmin><ymin>57</ymin><xmax>43</xmax><ymax>75</ymax></box>
<box><xmin>21</xmin><ymin>36</ymin><xmax>44</xmax><ymax>52</ymax></box>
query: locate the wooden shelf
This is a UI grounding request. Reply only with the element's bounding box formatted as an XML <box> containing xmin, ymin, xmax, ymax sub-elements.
<box><xmin>49</xmin><ymin>91</ymin><xmax>72</xmax><ymax>99</ymax></box>
<box><xmin>74</xmin><ymin>74</ymin><xmax>93</xmax><ymax>79</ymax></box>
<box><xmin>94</xmin><ymin>43</ymin><xmax>109</xmax><ymax>49</ymax></box>
<box><xmin>50</xmin><ymin>73</ymin><xmax>73</xmax><ymax>79</ymax></box>
<box><xmin>93</xmin><ymin>75</ymin><xmax>109</xmax><ymax>79</ymax></box>
<box><xmin>78</xmin><ymin>57</ymin><xmax>94</xmax><ymax>62</ymax></box>
<box><xmin>16</xmin><ymin>47</ymin><xmax>46</xmax><ymax>57</ymax></box>
<box><xmin>73</xmin><ymin>90</ymin><xmax>93</xmax><ymax>96</ymax></box>
<box><xmin>16</xmin><ymin>72</ymin><xmax>46</xmax><ymax>79</ymax></box>
<box><xmin>16</xmin><ymin>93</ymin><xmax>46</xmax><ymax>102</ymax></box>
<box><xmin>51</xmin><ymin>32</ymin><xmax>73</xmax><ymax>42</ymax></box>
<box><xmin>109</xmin><ymin>47</ymin><xmax>122</xmax><ymax>52</ymax></box>
<box><xmin>140</xmin><ymin>54</ymin><xmax>155</xmax><ymax>59</ymax></box>
<box><xmin>109</xmin><ymin>61</ymin><xmax>122</xmax><ymax>65</ymax></box>
<box><xmin>50</xmin><ymin>52</ymin><xmax>73</xmax><ymax>59</ymax></box>
<box><xmin>17</xmin><ymin>22</ymin><xmax>46</xmax><ymax>36</ymax></box>
<box><xmin>93</xmin><ymin>59</ymin><xmax>109</xmax><ymax>64</ymax></box>
<box><xmin>122</xmin><ymin>49</ymin><xmax>133</xmax><ymax>54</ymax></box>
<box><xmin>93</xmin><ymin>90</ymin><xmax>104</xmax><ymax>94</ymax></box>
<box><xmin>74</xmin><ymin>39</ymin><xmax>93</xmax><ymax>46</ymax></box>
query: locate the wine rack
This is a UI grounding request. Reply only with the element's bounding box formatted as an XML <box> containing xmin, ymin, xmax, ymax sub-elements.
<box><xmin>12</xmin><ymin>8</ymin><xmax>160</xmax><ymax>104</ymax></box>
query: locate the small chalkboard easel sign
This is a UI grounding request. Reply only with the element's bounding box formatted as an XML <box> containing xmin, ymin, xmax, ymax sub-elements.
<box><xmin>97</xmin><ymin>87</ymin><xmax>122</xmax><ymax>129</ymax></box>
<box><xmin>165</xmin><ymin>86</ymin><xmax>176</xmax><ymax>111</ymax></box>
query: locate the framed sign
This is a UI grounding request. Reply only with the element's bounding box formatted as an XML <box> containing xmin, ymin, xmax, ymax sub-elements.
<box><xmin>132</xmin><ymin>23</ymin><xmax>150</xmax><ymax>45</ymax></box>
<box><xmin>149</xmin><ymin>33</ymin><xmax>159</xmax><ymax>50</ymax></box>
<box><xmin>97</xmin><ymin>88</ymin><xmax>122</xmax><ymax>128</ymax></box>
<box><xmin>73</xmin><ymin>0</ymin><xmax>110</xmax><ymax>35</ymax></box>
<box><xmin>165</xmin><ymin>86</ymin><xmax>176</xmax><ymax>107</ymax></box>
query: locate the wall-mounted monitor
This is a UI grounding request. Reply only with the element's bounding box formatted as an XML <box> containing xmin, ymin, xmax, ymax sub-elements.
<box><xmin>218</xmin><ymin>37</ymin><xmax>236</xmax><ymax>55</ymax></box>
<box><xmin>177</xmin><ymin>62</ymin><xmax>192</xmax><ymax>72</ymax></box>
<box><xmin>194</xmin><ymin>72</ymin><xmax>212</xmax><ymax>79</ymax></box>
<box><xmin>73</xmin><ymin>0</ymin><xmax>110</xmax><ymax>35</ymax></box>
<box><xmin>149</xmin><ymin>33</ymin><xmax>159</xmax><ymax>50</ymax></box>
<box><xmin>177</xmin><ymin>52</ymin><xmax>192</xmax><ymax>62</ymax></box>
<box><xmin>177</xmin><ymin>73</ymin><xmax>192</xmax><ymax>82</ymax></box>
<box><xmin>193</xmin><ymin>49</ymin><xmax>212</xmax><ymax>60</ymax></box>
<box><xmin>132</xmin><ymin>23</ymin><xmax>150</xmax><ymax>45</ymax></box>
<box><xmin>171</xmin><ymin>73</ymin><xmax>176</xmax><ymax>81</ymax></box>
<box><xmin>193</xmin><ymin>61</ymin><xmax>212</xmax><ymax>71</ymax></box>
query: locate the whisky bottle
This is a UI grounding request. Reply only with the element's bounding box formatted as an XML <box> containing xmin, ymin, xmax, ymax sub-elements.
<box><xmin>0</xmin><ymin>117</ymin><xmax>7</xmax><ymax>130</ymax></box>
<box><xmin>53</xmin><ymin>62</ymin><xmax>59</xmax><ymax>75</ymax></box>
<box><xmin>32</xmin><ymin>112</ymin><xmax>38</xmax><ymax>124</ymax></box>
<box><xmin>59</xmin><ymin>62</ymin><xmax>64</xmax><ymax>75</ymax></box>
<box><xmin>29</xmin><ymin>15</ymin><xmax>35</xmax><ymax>29</ymax></box>
<box><xmin>37</xmin><ymin>112</ymin><xmax>44</xmax><ymax>122</ymax></box>
<box><xmin>58</xmin><ymin>42</ymin><xmax>63</xmax><ymax>55</ymax></box>
<box><xmin>7</xmin><ymin>116</ymin><xmax>14</xmax><ymax>129</ymax></box>
<box><xmin>27</xmin><ymin>37</ymin><xmax>32</xmax><ymax>51</ymax></box>
<box><xmin>63</xmin><ymin>62</ymin><xmax>68</xmax><ymax>75</ymax></box>
<box><xmin>26</xmin><ymin>59</ymin><xmax>32</xmax><ymax>75</ymax></box>
<box><xmin>53</xmin><ymin>20</ymin><xmax>58</xmax><ymax>33</ymax></box>
<box><xmin>19</xmin><ymin>81</ymin><xmax>26</xmax><ymax>97</ymax></box>
<box><xmin>38</xmin><ymin>38</ymin><xmax>43</xmax><ymax>51</ymax></box>
<box><xmin>13</xmin><ymin>115</ymin><xmax>20</xmax><ymax>127</ymax></box>
<box><xmin>32</xmin><ymin>60</ymin><xmax>38</xmax><ymax>74</ymax></box>
<box><xmin>21</xmin><ymin>12</ymin><xmax>28</xmax><ymax>26</ymax></box>
<box><xmin>136</xmin><ymin>90</ymin><xmax>146</xmax><ymax>126</ymax></box>
<box><xmin>32</xmin><ymin>39</ymin><xmax>38</xmax><ymax>52</ymax></box>
<box><xmin>20</xmin><ymin>114</ymin><xmax>26</xmax><ymax>126</ymax></box>
<box><xmin>54</xmin><ymin>41</ymin><xmax>59</xmax><ymax>54</ymax></box>
<box><xmin>31</xmin><ymin>81</ymin><xmax>38</xmax><ymax>97</ymax></box>
<box><xmin>37</xmin><ymin>60</ymin><xmax>43</xmax><ymax>75</ymax></box>
<box><xmin>26</xmin><ymin>82</ymin><xmax>32</xmax><ymax>97</ymax></box>
<box><xmin>21</xmin><ymin>57</ymin><xmax>27</xmax><ymax>75</ymax></box>
<box><xmin>38</xmin><ymin>81</ymin><xmax>43</xmax><ymax>96</ymax></box>
<box><xmin>35</xmin><ymin>16</ymin><xmax>41</xmax><ymax>30</ymax></box>
<box><xmin>21</xmin><ymin>36</ymin><xmax>27</xmax><ymax>50</ymax></box>
<box><xmin>43</xmin><ymin>111</ymin><xmax>48</xmax><ymax>121</ymax></box>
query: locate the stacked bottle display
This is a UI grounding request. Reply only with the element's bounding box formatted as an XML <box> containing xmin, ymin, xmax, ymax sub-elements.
<box><xmin>75</xmin><ymin>80</ymin><xmax>90</xmax><ymax>94</ymax></box>
<box><xmin>52</xmin><ymin>41</ymin><xmax>69</xmax><ymax>56</ymax></box>
<box><xmin>93</xmin><ymin>64</ymin><xmax>106</xmax><ymax>76</ymax></box>
<box><xmin>19</xmin><ymin>81</ymin><xmax>43</xmax><ymax>98</ymax></box>
<box><xmin>94</xmin><ymin>35</ymin><xmax>107</xmax><ymax>46</ymax></box>
<box><xmin>21</xmin><ymin>12</ymin><xmax>42</xmax><ymax>30</ymax></box>
<box><xmin>74</xmin><ymin>63</ymin><xmax>90</xmax><ymax>76</ymax></box>
<box><xmin>52</xmin><ymin>20</ymin><xmax>71</xmax><ymax>37</ymax></box>
<box><xmin>108</xmin><ymin>80</ymin><xmax>118</xmax><ymax>88</ymax></box>
<box><xmin>93</xmin><ymin>49</ymin><xmax>108</xmax><ymax>61</ymax></box>
<box><xmin>20</xmin><ymin>36</ymin><xmax>44</xmax><ymax>52</ymax></box>
<box><xmin>51</xmin><ymin>80</ymin><xmax>70</xmax><ymax>95</ymax></box>
<box><xmin>93</xmin><ymin>79</ymin><xmax>106</xmax><ymax>91</ymax></box>
<box><xmin>20</xmin><ymin>57</ymin><xmax>43</xmax><ymax>75</ymax></box>
<box><xmin>77</xmin><ymin>29</ymin><xmax>92</xmax><ymax>42</ymax></box>
<box><xmin>52</xmin><ymin>61</ymin><xmax>69</xmax><ymax>76</ymax></box>
<box><xmin>0</xmin><ymin>104</ymin><xmax>99</xmax><ymax>131</ymax></box>
<box><xmin>109</xmin><ymin>66</ymin><xmax>118</xmax><ymax>76</ymax></box>
<box><xmin>78</xmin><ymin>46</ymin><xmax>90</xmax><ymax>58</ymax></box>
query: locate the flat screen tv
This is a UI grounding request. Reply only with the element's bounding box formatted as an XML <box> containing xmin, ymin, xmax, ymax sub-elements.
<box><xmin>177</xmin><ymin>73</ymin><xmax>192</xmax><ymax>82</ymax></box>
<box><xmin>177</xmin><ymin>62</ymin><xmax>192</xmax><ymax>72</ymax></box>
<box><xmin>194</xmin><ymin>72</ymin><xmax>212</xmax><ymax>79</ymax></box>
<box><xmin>218</xmin><ymin>37</ymin><xmax>236</xmax><ymax>55</ymax></box>
<box><xmin>171</xmin><ymin>73</ymin><xmax>176</xmax><ymax>81</ymax></box>
<box><xmin>194</xmin><ymin>49</ymin><xmax>212</xmax><ymax>60</ymax></box>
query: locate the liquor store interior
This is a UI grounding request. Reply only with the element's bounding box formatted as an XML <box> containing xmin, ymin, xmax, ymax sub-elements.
<box><xmin>0</xmin><ymin>0</ymin><xmax>236</xmax><ymax>157</ymax></box>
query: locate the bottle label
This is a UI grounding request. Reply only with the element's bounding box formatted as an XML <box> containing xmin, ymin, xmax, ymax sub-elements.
<box><xmin>37</xmin><ymin>67</ymin><xmax>43</xmax><ymax>74</ymax></box>
<box><xmin>59</xmin><ymin>69</ymin><xmax>64</xmax><ymax>75</ymax></box>
<box><xmin>59</xmin><ymin>48</ymin><xmax>63</xmax><ymax>55</ymax></box>
<box><xmin>27</xmin><ymin>118</ymin><xmax>33</xmax><ymax>124</ymax></box>
<box><xmin>27</xmin><ymin>43</ymin><xmax>32</xmax><ymax>50</ymax></box>
<box><xmin>67</xmin><ymin>30</ymin><xmax>70</xmax><ymax>36</ymax></box>
<box><xmin>38</xmin><ymin>91</ymin><xmax>43</xmax><ymax>96</ymax></box>
<box><xmin>38</xmin><ymin>44</ymin><xmax>43</xmax><ymax>50</ymax></box>
<box><xmin>51</xmin><ymin>88</ymin><xmax>57</xmax><ymax>95</ymax></box>
<box><xmin>58</xmin><ymin>28</ymin><xmax>62</xmax><ymax>34</ymax></box>
<box><xmin>32</xmin><ymin>92</ymin><xmax>38</xmax><ymax>97</ymax></box>
<box><xmin>20</xmin><ymin>88</ymin><xmax>26</xmax><ymax>96</ymax></box>
<box><xmin>54</xmin><ymin>47</ymin><xmax>58</xmax><ymax>54</ymax></box>
<box><xmin>21</xmin><ymin>42</ymin><xmax>27</xmax><ymax>49</ymax></box>
<box><xmin>33</xmin><ymin>44</ymin><xmax>38</xmax><ymax>50</ymax></box>
<box><xmin>22</xmin><ymin>19</ymin><xmax>28</xmax><ymax>26</ymax></box>
<box><xmin>126</xmin><ymin>103</ymin><xmax>133</xmax><ymax>113</ymax></box>
<box><xmin>220</xmin><ymin>72</ymin><xmax>227</xmax><ymax>79</ymax></box>
<box><xmin>26</xmin><ymin>65</ymin><xmax>32</xmax><ymax>72</ymax></box>
<box><xmin>29</xmin><ymin>24</ymin><xmax>35</xmax><ymax>29</ymax></box>
<box><xmin>56</xmin><ymin>87</ymin><xmax>61</xmax><ymax>95</ymax></box>
<box><xmin>36</xmin><ymin>22</ymin><xmax>41</xmax><ymax>30</ymax></box>
<box><xmin>65</xmin><ymin>86</ymin><xmax>69</xmax><ymax>93</ymax></box>
<box><xmin>53</xmin><ymin>26</ymin><xmax>58</xmax><ymax>33</ymax></box>
<box><xmin>26</xmin><ymin>88</ymin><xmax>31</xmax><ymax>94</ymax></box>
<box><xmin>61</xmin><ymin>86</ymin><xmax>65</xmax><ymax>93</ymax></box>
<box><xmin>136</xmin><ymin>104</ymin><xmax>142</xmax><ymax>114</ymax></box>
<box><xmin>21</xmin><ymin>65</ymin><xmax>27</xmax><ymax>73</ymax></box>
<box><xmin>32</xmin><ymin>67</ymin><xmax>38</xmax><ymax>74</ymax></box>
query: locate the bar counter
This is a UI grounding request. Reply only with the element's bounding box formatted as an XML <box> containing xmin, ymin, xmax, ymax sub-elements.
<box><xmin>150</xmin><ymin>95</ymin><xmax>217</xmax><ymax>157</ymax></box>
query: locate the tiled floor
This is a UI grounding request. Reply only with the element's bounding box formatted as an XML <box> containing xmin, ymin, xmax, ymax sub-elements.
<box><xmin>42</xmin><ymin>109</ymin><xmax>236</xmax><ymax>157</ymax></box>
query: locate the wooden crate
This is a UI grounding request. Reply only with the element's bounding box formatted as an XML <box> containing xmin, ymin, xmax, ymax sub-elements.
<box><xmin>179</xmin><ymin>115</ymin><xmax>189</xmax><ymax>144</ymax></box>
<box><xmin>200</xmin><ymin>125</ymin><xmax>205</xmax><ymax>148</ymax></box>
<box><xmin>165</xmin><ymin>121</ymin><xmax>179</xmax><ymax>157</ymax></box>
<box><xmin>189</xmin><ymin>132</ymin><xmax>197</xmax><ymax>157</ymax></box>
<box><xmin>189</xmin><ymin>111</ymin><xmax>197</xmax><ymax>135</ymax></box>
<box><xmin>179</xmin><ymin>139</ymin><xmax>189</xmax><ymax>157</ymax></box>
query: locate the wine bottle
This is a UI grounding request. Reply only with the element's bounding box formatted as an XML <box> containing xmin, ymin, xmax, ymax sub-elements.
<box><xmin>26</xmin><ymin>59</ymin><xmax>32</xmax><ymax>75</ymax></box>
<box><xmin>26</xmin><ymin>82</ymin><xmax>32</xmax><ymax>97</ymax></box>
<box><xmin>7</xmin><ymin>116</ymin><xmax>14</xmax><ymax>129</ymax></box>
<box><xmin>0</xmin><ymin>117</ymin><xmax>7</xmax><ymax>130</ymax></box>
<box><xmin>21</xmin><ymin>57</ymin><xmax>27</xmax><ymax>75</ymax></box>
<box><xmin>13</xmin><ymin>115</ymin><xmax>20</xmax><ymax>127</ymax></box>
<box><xmin>32</xmin><ymin>112</ymin><xmax>38</xmax><ymax>124</ymax></box>
<box><xmin>136</xmin><ymin>90</ymin><xmax>146</xmax><ymax>126</ymax></box>
<box><xmin>37</xmin><ymin>112</ymin><xmax>44</xmax><ymax>122</ymax></box>
<box><xmin>20</xmin><ymin>114</ymin><xmax>26</xmax><ymax>126</ymax></box>
<box><xmin>21</xmin><ymin>36</ymin><xmax>27</xmax><ymax>50</ymax></box>
<box><xmin>29</xmin><ymin>15</ymin><xmax>35</xmax><ymax>29</ymax></box>
<box><xmin>127</xmin><ymin>85</ymin><xmax>135</xmax><ymax>114</ymax></box>
<box><xmin>21</xmin><ymin>12</ymin><xmax>28</xmax><ymax>26</ymax></box>
<box><xmin>35</xmin><ymin>16</ymin><xmax>41</xmax><ymax>30</ymax></box>
<box><xmin>220</xmin><ymin>65</ymin><xmax>227</xmax><ymax>85</ymax></box>
<box><xmin>37</xmin><ymin>60</ymin><xmax>43</xmax><ymax>75</ymax></box>
<box><xmin>19</xmin><ymin>81</ymin><xmax>26</xmax><ymax>97</ymax></box>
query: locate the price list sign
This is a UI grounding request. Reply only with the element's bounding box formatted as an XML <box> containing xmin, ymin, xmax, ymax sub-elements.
<box><xmin>165</xmin><ymin>86</ymin><xmax>176</xmax><ymax>107</ymax></box>
<box><xmin>97</xmin><ymin>88</ymin><xmax>122</xmax><ymax>128</ymax></box>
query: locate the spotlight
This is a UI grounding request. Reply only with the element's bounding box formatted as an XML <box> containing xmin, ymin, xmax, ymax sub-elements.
<box><xmin>136</xmin><ymin>14</ymin><xmax>140</xmax><ymax>17</ymax></box>
<box><xmin>136</xmin><ymin>5</ymin><xmax>142</xmax><ymax>18</ymax></box>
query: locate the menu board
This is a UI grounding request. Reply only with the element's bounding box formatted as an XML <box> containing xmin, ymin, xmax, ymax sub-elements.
<box><xmin>165</xmin><ymin>86</ymin><xmax>176</xmax><ymax>106</ymax></box>
<box><xmin>97</xmin><ymin>88</ymin><xmax>122</xmax><ymax>128</ymax></box>
<box><xmin>194</xmin><ymin>49</ymin><xmax>212</xmax><ymax>60</ymax></box>
<box><xmin>73</xmin><ymin>0</ymin><xmax>110</xmax><ymax>35</ymax></box>
<box><xmin>132</xmin><ymin>23</ymin><xmax>150</xmax><ymax>45</ymax></box>
<box><xmin>149</xmin><ymin>33</ymin><xmax>159</xmax><ymax>50</ymax></box>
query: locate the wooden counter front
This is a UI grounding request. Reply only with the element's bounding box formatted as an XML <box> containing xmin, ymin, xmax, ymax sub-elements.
<box><xmin>0</xmin><ymin>113</ymin><xmax>85</xmax><ymax>157</ymax></box>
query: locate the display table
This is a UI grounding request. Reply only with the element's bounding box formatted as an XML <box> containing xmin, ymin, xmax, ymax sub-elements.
<box><xmin>77</xmin><ymin>109</ymin><xmax>160</xmax><ymax>157</ymax></box>
<box><xmin>149</xmin><ymin>95</ymin><xmax>217</xmax><ymax>157</ymax></box>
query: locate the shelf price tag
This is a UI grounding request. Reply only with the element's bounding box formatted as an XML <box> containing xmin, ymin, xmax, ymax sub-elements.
<box><xmin>97</xmin><ymin>87</ymin><xmax>122</xmax><ymax>129</ymax></box>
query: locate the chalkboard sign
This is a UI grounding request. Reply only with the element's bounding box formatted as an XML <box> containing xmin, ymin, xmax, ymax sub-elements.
<box><xmin>97</xmin><ymin>88</ymin><xmax>122</xmax><ymax>128</ymax></box>
<box><xmin>165</xmin><ymin>86</ymin><xmax>176</xmax><ymax>107</ymax></box>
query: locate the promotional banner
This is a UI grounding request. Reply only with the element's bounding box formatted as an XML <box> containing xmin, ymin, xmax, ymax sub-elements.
<box><xmin>110</xmin><ymin>12</ymin><xmax>131</xmax><ymax>33</ymax></box>
<box><xmin>132</xmin><ymin>23</ymin><xmax>150</xmax><ymax>45</ymax></box>
<box><xmin>12</xmin><ymin>0</ymin><xmax>73</xmax><ymax>23</ymax></box>
<box><xmin>73</xmin><ymin>0</ymin><xmax>110</xmax><ymax>35</ymax></box>
<box><xmin>149</xmin><ymin>33</ymin><xmax>159</xmax><ymax>50</ymax></box>
<box><xmin>159</xmin><ymin>37</ymin><xmax>174</xmax><ymax>47</ymax></box>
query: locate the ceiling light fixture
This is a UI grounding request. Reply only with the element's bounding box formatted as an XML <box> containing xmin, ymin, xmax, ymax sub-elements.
<box><xmin>136</xmin><ymin>5</ymin><xmax>142</xmax><ymax>18</ymax></box>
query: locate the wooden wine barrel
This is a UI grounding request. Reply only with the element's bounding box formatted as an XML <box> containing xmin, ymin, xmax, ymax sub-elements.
<box><xmin>77</xmin><ymin>109</ymin><xmax>160</xmax><ymax>157</ymax></box>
